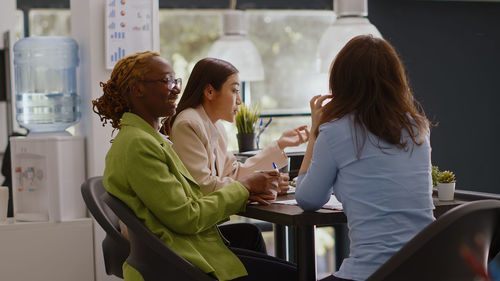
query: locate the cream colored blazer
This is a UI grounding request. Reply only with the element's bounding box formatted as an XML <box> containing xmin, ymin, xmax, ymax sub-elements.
<box><xmin>171</xmin><ymin>105</ymin><xmax>288</xmax><ymax>195</ymax></box>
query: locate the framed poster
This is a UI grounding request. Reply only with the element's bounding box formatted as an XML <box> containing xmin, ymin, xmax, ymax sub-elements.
<box><xmin>105</xmin><ymin>0</ymin><xmax>158</xmax><ymax>69</ymax></box>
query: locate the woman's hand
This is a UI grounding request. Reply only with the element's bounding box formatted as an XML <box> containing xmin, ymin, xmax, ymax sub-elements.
<box><xmin>298</xmin><ymin>95</ymin><xmax>332</xmax><ymax>176</ymax></box>
<box><xmin>247</xmin><ymin>194</ymin><xmax>276</xmax><ymax>205</ymax></box>
<box><xmin>239</xmin><ymin>170</ymin><xmax>280</xmax><ymax>196</ymax></box>
<box><xmin>277</xmin><ymin>125</ymin><xmax>310</xmax><ymax>149</ymax></box>
<box><xmin>278</xmin><ymin>173</ymin><xmax>290</xmax><ymax>195</ymax></box>
<box><xmin>310</xmin><ymin>94</ymin><xmax>333</xmax><ymax>135</ymax></box>
<box><xmin>242</xmin><ymin>172</ymin><xmax>289</xmax><ymax>204</ymax></box>
<box><xmin>246</xmin><ymin>173</ymin><xmax>288</xmax><ymax>204</ymax></box>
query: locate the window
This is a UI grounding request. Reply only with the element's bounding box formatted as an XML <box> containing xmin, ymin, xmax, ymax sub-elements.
<box><xmin>159</xmin><ymin>9</ymin><xmax>333</xmax><ymax>150</ymax></box>
<box><xmin>246</xmin><ymin>10</ymin><xmax>332</xmax><ymax>114</ymax></box>
<box><xmin>159</xmin><ymin>10</ymin><xmax>220</xmax><ymax>86</ymax></box>
<box><xmin>15</xmin><ymin>10</ymin><xmax>24</xmax><ymax>40</ymax></box>
<box><xmin>29</xmin><ymin>9</ymin><xmax>71</xmax><ymax>37</ymax></box>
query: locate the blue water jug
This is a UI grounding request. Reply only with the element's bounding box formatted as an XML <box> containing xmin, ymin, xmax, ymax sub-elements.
<box><xmin>14</xmin><ymin>36</ymin><xmax>80</xmax><ymax>133</ymax></box>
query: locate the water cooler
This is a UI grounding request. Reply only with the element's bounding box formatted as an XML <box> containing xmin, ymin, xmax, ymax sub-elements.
<box><xmin>10</xmin><ymin>134</ymin><xmax>86</xmax><ymax>222</ymax></box>
<box><xmin>10</xmin><ymin>36</ymin><xmax>86</xmax><ymax>222</ymax></box>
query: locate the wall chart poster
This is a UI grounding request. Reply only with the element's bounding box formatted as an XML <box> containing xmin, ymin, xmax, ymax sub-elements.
<box><xmin>105</xmin><ymin>0</ymin><xmax>153</xmax><ymax>69</ymax></box>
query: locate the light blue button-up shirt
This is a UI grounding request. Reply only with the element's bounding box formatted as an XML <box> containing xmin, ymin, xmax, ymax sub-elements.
<box><xmin>296</xmin><ymin>115</ymin><xmax>435</xmax><ymax>281</ymax></box>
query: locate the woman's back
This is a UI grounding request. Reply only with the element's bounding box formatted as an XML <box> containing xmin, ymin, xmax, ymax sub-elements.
<box><xmin>296</xmin><ymin>34</ymin><xmax>435</xmax><ymax>281</ymax></box>
<box><xmin>315</xmin><ymin>116</ymin><xmax>435</xmax><ymax>280</ymax></box>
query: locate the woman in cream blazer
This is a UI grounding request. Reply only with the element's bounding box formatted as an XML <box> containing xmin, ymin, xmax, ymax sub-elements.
<box><xmin>169</xmin><ymin>58</ymin><xmax>309</xmax><ymax>196</ymax></box>
<box><xmin>171</xmin><ymin>104</ymin><xmax>293</xmax><ymax>194</ymax></box>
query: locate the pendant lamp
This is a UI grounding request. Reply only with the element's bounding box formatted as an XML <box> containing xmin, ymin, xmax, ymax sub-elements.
<box><xmin>317</xmin><ymin>0</ymin><xmax>382</xmax><ymax>73</ymax></box>
<box><xmin>208</xmin><ymin>9</ymin><xmax>264</xmax><ymax>82</ymax></box>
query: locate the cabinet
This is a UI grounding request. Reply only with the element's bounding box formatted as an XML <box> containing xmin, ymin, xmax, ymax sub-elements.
<box><xmin>0</xmin><ymin>218</ymin><xmax>94</xmax><ymax>281</ymax></box>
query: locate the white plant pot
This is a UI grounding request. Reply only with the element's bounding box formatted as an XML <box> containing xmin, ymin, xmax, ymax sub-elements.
<box><xmin>438</xmin><ymin>183</ymin><xmax>456</xmax><ymax>201</ymax></box>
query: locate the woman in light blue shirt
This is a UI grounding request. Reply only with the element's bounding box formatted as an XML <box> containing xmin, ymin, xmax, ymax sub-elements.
<box><xmin>296</xmin><ymin>35</ymin><xmax>435</xmax><ymax>281</ymax></box>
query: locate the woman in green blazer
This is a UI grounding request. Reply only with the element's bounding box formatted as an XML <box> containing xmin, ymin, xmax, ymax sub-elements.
<box><xmin>92</xmin><ymin>51</ymin><xmax>297</xmax><ymax>281</ymax></box>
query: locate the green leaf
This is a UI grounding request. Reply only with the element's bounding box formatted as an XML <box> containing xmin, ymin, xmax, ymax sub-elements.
<box><xmin>234</xmin><ymin>103</ymin><xmax>261</xmax><ymax>134</ymax></box>
<box><xmin>438</xmin><ymin>170</ymin><xmax>456</xmax><ymax>183</ymax></box>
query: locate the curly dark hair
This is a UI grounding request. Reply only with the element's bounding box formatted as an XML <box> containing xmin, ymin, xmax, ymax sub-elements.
<box><xmin>92</xmin><ymin>51</ymin><xmax>160</xmax><ymax>131</ymax></box>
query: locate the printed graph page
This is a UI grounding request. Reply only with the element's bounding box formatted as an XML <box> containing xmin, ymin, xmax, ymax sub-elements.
<box><xmin>105</xmin><ymin>0</ymin><xmax>154</xmax><ymax>69</ymax></box>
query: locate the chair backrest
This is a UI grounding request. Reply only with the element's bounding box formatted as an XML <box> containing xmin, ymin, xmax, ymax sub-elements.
<box><xmin>366</xmin><ymin>199</ymin><xmax>500</xmax><ymax>281</ymax></box>
<box><xmin>81</xmin><ymin>176</ymin><xmax>130</xmax><ymax>278</ymax></box>
<box><xmin>102</xmin><ymin>192</ymin><xmax>215</xmax><ymax>281</ymax></box>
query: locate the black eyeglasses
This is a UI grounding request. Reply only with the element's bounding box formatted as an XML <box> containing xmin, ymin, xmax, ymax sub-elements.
<box><xmin>140</xmin><ymin>76</ymin><xmax>182</xmax><ymax>90</ymax></box>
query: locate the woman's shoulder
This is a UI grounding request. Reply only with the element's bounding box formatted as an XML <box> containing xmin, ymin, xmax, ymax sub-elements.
<box><xmin>112</xmin><ymin>126</ymin><xmax>160</xmax><ymax>154</ymax></box>
<box><xmin>175</xmin><ymin>107</ymin><xmax>203</xmax><ymax>124</ymax></box>
<box><xmin>316</xmin><ymin>115</ymin><xmax>354</xmax><ymax>149</ymax></box>
<box><xmin>319</xmin><ymin>115</ymin><xmax>352</xmax><ymax>133</ymax></box>
<box><xmin>172</xmin><ymin>108</ymin><xmax>207</xmax><ymax>134</ymax></box>
<box><xmin>171</xmin><ymin>107</ymin><xmax>210</xmax><ymax>141</ymax></box>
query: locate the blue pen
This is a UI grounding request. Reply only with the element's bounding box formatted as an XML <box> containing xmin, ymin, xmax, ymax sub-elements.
<box><xmin>270</xmin><ymin>162</ymin><xmax>280</xmax><ymax>199</ymax></box>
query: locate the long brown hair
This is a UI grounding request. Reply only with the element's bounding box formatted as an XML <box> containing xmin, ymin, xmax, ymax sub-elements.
<box><xmin>164</xmin><ymin>57</ymin><xmax>238</xmax><ymax>134</ymax></box>
<box><xmin>92</xmin><ymin>51</ymin><xmax>160</xmax><ymax>132</ymax></box>
<box><xmin>316</xmin><ymin>35</ymin><xmax>429</xmax><ymax>154</ymax></box>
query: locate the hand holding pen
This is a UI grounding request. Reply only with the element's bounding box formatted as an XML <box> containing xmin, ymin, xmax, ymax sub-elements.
<box><xmin>273</xmin><ymin>162</ymin><xmax>291</xmax><ymax>195</ymax></box>
<box><xmin>268</xmin><ymin>163</ymin><xmax>279</xmax><ymax>200</ymax></box>
<box><xmin>239</xmin><ymin>169</ymin><xmax>280</xmax><ymax>205</ymax></box>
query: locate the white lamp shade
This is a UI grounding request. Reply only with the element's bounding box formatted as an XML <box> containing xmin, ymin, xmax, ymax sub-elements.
<box><xmin>317</xmin><ymin>17</ymin><xmax>382</xmax><ymax>73</ymax></box>
<box><xmin>208</xmin><ymin>34</ymin><xmax>264</xmax><ymax>81</ymax></box>
<box><xmin>208</xmin><ymin>10</ymin><xmax>264</xmax><ymax>81</ymax></box>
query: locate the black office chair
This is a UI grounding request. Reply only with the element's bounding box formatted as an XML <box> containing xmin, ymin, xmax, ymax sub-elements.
<box><xmin>366</xmin><ymin>199</ymin><xmax>500</xmax><ymax>281</ymax></box>
<box><xmin>102</xmin><ymin>191</ymin><xmax>216</xmax><ymax>281</ymax></box>
<box><xmin>81</xmin><ymin>176</ymin><xmax>130</xmax><ymax>278</ymax></box>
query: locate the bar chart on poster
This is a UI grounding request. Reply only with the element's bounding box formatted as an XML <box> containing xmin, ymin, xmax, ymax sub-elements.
<box><xmin>105</xmin><ymin>0</ymin><xmax>156</xmax><ymax>69</ymax></box>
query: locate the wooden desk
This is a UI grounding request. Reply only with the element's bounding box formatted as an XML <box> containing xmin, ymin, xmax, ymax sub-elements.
<box><xmin>238</xmin><ymin>191</ymin><xmax>487</xmax><ymax>281</ymax></box>
<box><xmin>240</xmin><ymin>194</ymin><xmax>343</xmax><ymax>281</ymax></box>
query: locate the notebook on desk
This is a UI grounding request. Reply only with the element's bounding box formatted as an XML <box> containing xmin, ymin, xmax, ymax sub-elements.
<box><xmin>273</xmin><ymin>194</ymin><xmax>343</xmax><ymax>211</ymax></box>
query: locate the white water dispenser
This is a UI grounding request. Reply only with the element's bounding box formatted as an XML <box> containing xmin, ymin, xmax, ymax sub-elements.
<box><xmin>10</xmin><ymin>36</ymin><xmax>86</xmax><ymax>222</ymax></box>
<box><xmin>10</xmin><ymin>134</ymin><xmax>86</xmax><ymax>222</ymax></box>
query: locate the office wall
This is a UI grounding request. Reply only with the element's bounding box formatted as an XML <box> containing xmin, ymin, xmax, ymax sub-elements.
<box><xmin>369</xmin><ymin>0</ymin><xmax>500</xmax><ymax>193</ymax></box>
<box><xmin>0</xmin><ymin>0</ymin><xmax>16</xmax><ymax>155</ymax></box>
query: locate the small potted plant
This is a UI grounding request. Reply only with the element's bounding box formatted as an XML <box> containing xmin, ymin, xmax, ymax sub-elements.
<box><xmin>431</xmin><ymin>165</ymin><xmax>440</xmax><ymax>187</ymax></box>
<box><xmin>437</xmin><ymin>170</ymin><xmax>456</xmax><ymax>201</ymax></box>
<box><xmin>235</xmin><ymin>103</ymin><xmax>260</xmax><ymax>152</ymax></box>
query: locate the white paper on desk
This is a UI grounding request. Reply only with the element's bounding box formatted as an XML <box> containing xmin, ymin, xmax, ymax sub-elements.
<box><xmin>273</xmin><ymin>195</ymin><xmax>343</xmax><ymax>210</ymax></box>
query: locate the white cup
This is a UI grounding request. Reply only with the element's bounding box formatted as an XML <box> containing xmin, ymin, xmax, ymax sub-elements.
<box><xmin>0</xmin><ymin>186</ymin><xmax>9</xmax><ymax>223</ymax></box>
<box><xmin>269</xmin><ymin>188</ymin><xmax>278</xmax><ymax>201</ymax></box>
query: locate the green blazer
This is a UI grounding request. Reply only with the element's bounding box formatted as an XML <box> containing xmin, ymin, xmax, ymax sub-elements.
<box><xmin>104</xmin><ymin>113</ymin><xmax>250</xmax><ymax>281</ymax></box>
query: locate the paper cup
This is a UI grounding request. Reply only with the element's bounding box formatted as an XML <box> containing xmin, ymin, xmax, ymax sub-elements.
<box><xmin>268</xmin><ymin>178</ymin><xmax>279</xmax><ymax>201</ymax></box>
<box><xmin>269</xmin><ymin>188</ymin><xmax>278</xmax><ymax>201</ymax></box>
<box><xmin>0</xmin><ymin>186</ymin><xmax>9</xmax><ymax>223</ymax></box>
